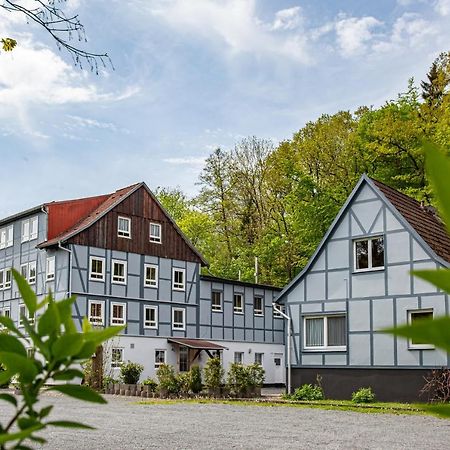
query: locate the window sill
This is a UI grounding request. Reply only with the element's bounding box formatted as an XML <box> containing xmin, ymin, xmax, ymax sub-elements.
<box><xmin>118</xmin><ymin>235</ymin><xmax>132</xmax><ymax>239</ymax></box>
<box><xmin>408</xmin><ymin>345</ymin><xmax>435</xmax><ymax>350</ymax></box>
<box><xmin>353</xmin><ymin>267</ymin><xmax>384</xmax><ymax>274</ymax></box>
<box><xmin>233</xmin><ymin>311</ymin><xmax>244</xmax><ymax>315</ymax></box>
<box><xmin>212</xmin><ymin>309</ymin><xmax>223</xmax><ymax>313</ymax></box>
<box><xmin>173</xmin><ymin>287</ymin><xmax>186</xmax><ymax>292</ymax></box>
<box><xmin>112</xmin><ymin>281</ymin><xmax>127</xmax><ymax>285</ymax></box>
<box><xmin>254</xmin><ymin>313</ymin><xmax>264</xmax><ymax>317</ymax></box>
<box><xmin>144</xmin><ymin>325</ymin><xmax>158</xmax><ymax>330</ymax></box>
<box><xmin>145</xmin><ymin>284</ymin><xmax>158</xmax><ymax>289</ymax></box>
<box><xmin>303</xmin><ymin>347</ymin><xmax>347</xmax><ymax>352</ymax></box>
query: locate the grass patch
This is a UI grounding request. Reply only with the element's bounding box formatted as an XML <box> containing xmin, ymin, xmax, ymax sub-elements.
<box><xmin>135</xmin><ymin>397</ymin><xmax>449</xmax><ymax>418</ymax></box>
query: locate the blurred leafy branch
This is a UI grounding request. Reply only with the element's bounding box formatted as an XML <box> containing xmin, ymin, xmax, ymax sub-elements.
<box><xmin>0</xmin><ymin>270</ymin><xmax>123</xmax><ymax>449</ymax></box>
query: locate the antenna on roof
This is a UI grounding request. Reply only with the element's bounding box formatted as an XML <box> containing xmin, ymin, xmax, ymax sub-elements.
<box><xmin>254</xmin><ymin>256</ymin><xmax>258</xmax><ymax>284</ymax></box>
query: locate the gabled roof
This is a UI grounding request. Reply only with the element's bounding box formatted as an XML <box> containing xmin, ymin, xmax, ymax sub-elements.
<box><xmin>276</xmin><ymin>174</ymin><xmax>450</xmax><ymax>302</ymax></box>
<box><xmin>200</xmin><ymin>274</ymin><xmax>282</xmax><ymax>291</ymax></box>
<box><xmin>37</xmin><ymin>182</ymin><xmax>208</xmax><ymax>265</ymax></box>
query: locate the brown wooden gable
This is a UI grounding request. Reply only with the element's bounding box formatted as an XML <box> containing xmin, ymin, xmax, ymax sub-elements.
<box><xmin>67</xmin><ymin>185</ymin><xmax>206</xmax><ymax>264</ymax></box>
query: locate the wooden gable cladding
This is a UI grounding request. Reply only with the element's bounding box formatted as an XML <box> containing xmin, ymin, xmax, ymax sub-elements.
<box><xmin>67</xmin><ymin>186</ymin><xmax>205</xmax><ymax>264</ymax></box>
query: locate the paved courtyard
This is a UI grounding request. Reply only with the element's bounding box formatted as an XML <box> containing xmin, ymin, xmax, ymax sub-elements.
<box><xmin>1</xmin><ymin>393</ymin><xmax>450</xmax><ymax>449</ymax></box>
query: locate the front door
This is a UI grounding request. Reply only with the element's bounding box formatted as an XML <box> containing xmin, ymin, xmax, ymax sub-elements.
<box><xmin>179</xmin><ymin>346</ymin><xmax>189</xmax><ymax>372</ymax></box>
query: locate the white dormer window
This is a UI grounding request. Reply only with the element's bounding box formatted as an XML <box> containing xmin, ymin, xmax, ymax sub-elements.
<box><xmin>149</xmin><ymin>222</ymin><xmax>162</xmax><ymax>243</ymax></box>
<box><xmin>354</xmin><ymin>236</ymin><xmax>384</xmax><ymax>272</ymax></box>
<box><xmin>118</xmin><ymin>216</ymin><xmax>131</xmax><ymax>238</ymax></box>
<box><xmin>0</xmin><ymin>225</ymin><xmax>13</xmax><ymax>249</ymax></box>
<box><xmin>21</xmin><ymin>217</ymin><xmax>38</xmax><ymax>243</ymax></box>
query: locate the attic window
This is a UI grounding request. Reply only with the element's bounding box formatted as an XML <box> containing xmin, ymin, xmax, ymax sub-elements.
<box><xmin>150</xmin><ymin>222</ymin><xmax>162</xmax><ymax>244</ymax></box>
<box><xmin>354</xmin><ymin>236</ymin><xmax>384</xmax><ymax>272</ymax></box>
<box><xmin>118</xmin><ymin>216</ymin><xmax>131</xmax><ymax>238</ymax></box>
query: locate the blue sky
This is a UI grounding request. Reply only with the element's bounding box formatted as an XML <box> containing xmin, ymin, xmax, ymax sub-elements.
<box><xmin>1</xmin><ymin>0</ymin><xmax>450</xmax><ymax>217</ymax></box>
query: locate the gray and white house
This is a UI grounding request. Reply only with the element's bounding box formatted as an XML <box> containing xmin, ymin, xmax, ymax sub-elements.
<box><xmin>276</xmin><ymin>174</ymin><xmax>450</xmax><ymax>401</ymax></box>
<box><xmin>0</xmin><ymin>183</ymin><xmax>285</xmax><ymax>384</ymax></box>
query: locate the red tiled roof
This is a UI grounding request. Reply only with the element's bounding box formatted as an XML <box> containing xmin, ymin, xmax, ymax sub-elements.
<box><xmin>167</xmin><ymin>338</ymin><xmax>227</xmax><ymax>350</ymax></box>
<box><xmin>372</xmin><ymin>179</ymin><xmax>450</xmax><ymax>263</ymax></box>
<box><xmin>38</xmin><ymin>183</ymin><xmax>141</xmax><ymax>248</ymax></box>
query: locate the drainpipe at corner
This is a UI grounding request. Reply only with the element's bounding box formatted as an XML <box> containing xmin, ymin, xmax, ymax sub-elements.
<box><xmin>58</xmin><ymin>241</ymin><xmax>72</xmax><ymax>298</ymax></box>
<box><xmin>272</xmin><ymin>303</ymin><xmax>292</xmax><ymax>395</ymax></box>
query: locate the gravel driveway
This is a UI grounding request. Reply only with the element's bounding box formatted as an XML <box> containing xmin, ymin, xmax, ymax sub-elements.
<box><xmin>1</xmin><ymin>394</ymin><xmax>450</xmax><ymax>449</ymax></box>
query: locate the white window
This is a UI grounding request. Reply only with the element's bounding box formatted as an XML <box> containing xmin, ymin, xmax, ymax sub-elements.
<box><xmin>408</xmin><ymin>309</ymin><xmax>434</xmax><ymax>349</ymax></box>
<box><xmin>149</xmin><ymin>222</ymin><xmax>162</xmax><ymax>243</ymax></box>
<box><xmin>88</xmin><ymin>300</ymin><xmax>104</xmax><ymax>325</ymax></box>
<box><xmin>111</xmin><ymin>348</ymin><xmax>123</xmax><ymax>368</ymax></box>
<box><xmin>46</xmin><ymin>256</ymin><xmax>55</xmax><ymax>281</ymax></box>
<box><xmin>211</xmin><ymin>291</ymin><xmax>222</xmax><ymax>312</ymax></box>
<box><xmin>21</xmin><ymin>217</ymin><xmax>38</xmax><ymax>243</ymax></box>
<box><xmin>89</xmin><ymin>256</ymin><xmax>105</xmax><ymax>281</ymax></box>
<box><xmin>155</xmin><ymin>350</ymin><xmax>166</xmax><ymax>369</ymax></box>
<box><xmin>304</xmin><ymin>315</ymin><xmax>347</xmax><ymax>351</ymax></box>
<box><xmin>234</xmin><ymin>352</ymin><xmax>244</xmax><ymax>364</ymax></box>
<box><xmin>255</xmin><ymin>353</ymin><xmax>264</xmax><ymax>365</ymax></box>
<box><xmin>354</xmin><ymin>236</ymin><xmax>384</xmax><ymax>272</ymax></box>
<box><xmin>233</xmin><ymin>294</ymin><xmax>243</xmax><ymax>314</ymax></box>
<box><xmin>20</xmin><ymin>261</ymin><xmax>36</xmax><ymax>284</ymax></box>
<box><xmin>111</xmin><ymin>302</ymin><xmax>126</xmax><ymax>325</ymax></box>
<box><xmin>172</xmin><ymin>268</ymin><xmax>185</xmax><ymax>291</ymax></box>
<box><xmin>254</xmin><ymin>296</ymin><xmax>263</xmax><ymax>316</ymax></box>
<box><xmin>19</xmin><ymin>304</ymin><xmax>34</xmax><ymax>327</ymax></box>
<box><xmin>144</xmin><ymin>305</ymin><xmax>158</xmax><ymax>329</ymax></box>
<box><xmin>0</xmin><ymin>307</ymin><xmax>11</xmax><ymax>328</ymax></box>
<box><xmin>118</xmin><ymin>216</ymin><xmax>131</xmax><ymax>238</ymax></box>
<box><xmin>273</xmin><ymin>304</ymin><xmax>285</xmax><ymax>318</ymax></box>
<box><xmin>144</xmin><ymin>264</ymin><xmax>158</xmax><ymax>288</ymax></box>
<box><xmin>112</xmin><ymin>260</ymin><xmax>127</xmax><ymax>285</ymax></box>
<box><xmin>20</xmin><ymin>263</ymin><xmax>28</xmax><ymax>280</ymax></box>
<box><xmin>0</xmin><ymin>225</ymin><xmax>13</xmax><ymax>249</ymax></box>
<box><xmin>0</xmin><ymin>269</ymin><xmax>12</xmax><ymax>290</ymax></box>
<box><xmin>172</xmin><ymin>307</ymin><xmax>185</xmax><ymax>330</ymax></box>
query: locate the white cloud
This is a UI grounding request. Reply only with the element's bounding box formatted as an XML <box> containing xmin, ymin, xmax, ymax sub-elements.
<box><xmin>335</xmin><ymin>14</ymin><xmax>383</xmax><ymax>57</ymax></box>
<box><xmin>163</xmin><ymin>156</ymin><xmax>207</xmax><ymax>167</ymax></box>
<box><xmin>271</xmin><ymin>7</ymin><xmax>302</xmax><ymax>31</ymax></box>
<box><xmin>147</xmin><ymin>0</ymin><xmax>311</xmax><ymax>64</ymax></box>
<box><xmin>435</xmin><ymin>0</ymin><xmax>450</xmax><ymax>15</ymax></box>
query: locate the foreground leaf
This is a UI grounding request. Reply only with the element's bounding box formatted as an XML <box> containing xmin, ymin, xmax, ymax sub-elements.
<box><xmin>83</xmin><ymin>326</ymin><xmax>124</xmax><ymax>345</ymax></box>
<box><xmin>12</xmin><ymin>269</ymin><xmax>37</xmax><ymax>315</ymax></box>
<box><xmin>52</xmin><ymin>333</ymin><xmax>84</xmax><ymax>360</ymax></box>
<box><xmin>0</xmin><ymin>334</ymin><xmax>27</xmax><ymax>357</ymax></box>
<box><xmin>385</xmin><ymin>316</ymin><xmax>450</xmax><ymax>353</ymax></box>
<box><xmin>0</xmin><ymin>352</ymin><xmax>38</xmax><ymax>383</ymax></box>
<box><xmin>0</xmin><ymin>393</ymin><xmax>17</xmax><ymax>407</ymax></box>
<box><xmin>413</xmin><ymin>269</ymin><xmax>450</xmax><ymax>294</ymax></box>
<box><xmin>0</xmin><ymin>425</ymin><xmax>44</xmax><ymax>444</ymax></box>
<box><xmin>48</xmin><ymin>384</ymin><xmax>107</xmax><ymax>404</ymax></box>
<box><xmin>52</xmin><ymin>369</ymin><xmax>84</xmax><ymax>381</ymax></box>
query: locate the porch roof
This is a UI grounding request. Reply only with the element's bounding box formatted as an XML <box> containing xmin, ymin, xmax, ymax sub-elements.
<box><xmin>167</xmin><ymin>338</ymin><xmax>228</xmax><ymax>350</ymax></box>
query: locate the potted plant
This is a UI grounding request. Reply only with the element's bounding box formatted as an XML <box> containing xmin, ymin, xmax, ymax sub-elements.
<box><xmin>204</xmin><ymin>358</ymin><xmax>224</xmax><ymax>398</ymax></box>
<box><xmin>120</xmin><ymin>361</ymin><xmax>144</xmax><ymax>396</ymax></box>
<box><xmin>142</xmin><ymin>378</ymin><xmax>158</xmax><ymax>398</ymax></box>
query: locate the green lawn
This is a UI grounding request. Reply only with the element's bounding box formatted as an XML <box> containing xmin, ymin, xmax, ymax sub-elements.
<box><xmin>136</xmin><ymin>397</ymin><xmax>450</xmax><ymax>418</ymax></box>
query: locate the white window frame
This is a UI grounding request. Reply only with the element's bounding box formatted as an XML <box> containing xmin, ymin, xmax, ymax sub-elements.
<box><xmin>0</xmin><ymin>269</ymin><xmax>12</xmax><ymax>291</ymax></box>
<box><xmin>111</xmin><ymin>260</ymin><xmax>127</xmax><ymax>285</ymax></box>
<box><xmin>211</xmin><ymin>291</ymin><xmax>222</xmax><ymax>312</ymax></box>
<box><xmin>111</xmin><ymin>347</ymin><xmax>124</xmax><ymax>368</ymax></box>
<box><xmin>89</xmin><ymin>256</ymin><xmax>105</xmax><ymax>281</ymax></box>
<box><xmin>408</xmin><ymin>309</ymin><xmax>435</xmax><ymax>350</ymax></box>
<box><xmin>21</xmin><ymin>219</ymin><xmax>30</xmax><ymax>243</ymax></box>
<box><xmin>21</xmin><ymin>217</ymin><xmax>38</xmax><ymax>243</ymax></box>
<box><xmin>28</xmin><ymin>261</ymin><xmax>36</xmax><ymax>285</ymax></box>
<box><xmin>110</xmin><ymin>302</ymin><xmax>127</xmax><ymax>325</ymax></box>
<box><xmin>144</xmin><ymin>305</ymin><xmax>158</xmax><ymax>329</ymax></box>
<box><xmin>172</xmin><ymin>307</ymin><xmax>186</xmax><ymax>330</ymax></box>
<box><xmin>353</xmin><ymin>235</ymin><xmax>385</xmax><ymax>272</ymax></box>
<box><xmin>19</xmin><ymin>304</ymin><xmax>34</xmax><ymax>327</ymax></box>
<box><xmin>253</xmin><ymin>296</ymin><xmax>264</xmax><ymax>316</ymax></box>
<box><xmin>234</xmin><ymin>352</ymin><xmax>244</xmax><ymax>364</ymax></box>
<box><xmin>149</xmin><ymin>222</ymin><xmax>162</xmax><ymax>244</ymax></box>
<box><xmin>172</xmin><ymin>268</ymin><xmax>185</xmax><ymax>291</ymax></box>
<box><xmin>155</xmin><ymin>349</ymin><xmax>166</xmax><ymax>369</ymax></box>
<box><xmin>117</xmin><ymin>216</ymin><xmax>131</xmax><ymax>239</ymax></box>
<box><xmin>88</xmin><ymin>300</ymin><xmax>105</xmax><ymax>326</ymax></box>
<box><xmin>46</xmin><ymin>256</ymin><xmax>55</xmax><ymax>281</ymax></box>
<box><xmin>144</xmin><ymin>264</ymin><xmax>158</xmax><ymax>288</ymax></box>
<box><xmin>20</xmin><ymin>263</ymin><xmax>28</xmax><ymax>280</ymax></box>
<box><xmin>233</xmin><ymin>293</ymin><xmax>243</xmax><ymax>314</ymax></box>
<box><xmin>254</xmin><ymin>352</ymin><xmax>264</xmax><ymax>365</ymax></box>
<box><xmin>273</xmin><ymin>304</ymin><xmax>285</xmax><ymax>318</ymax></box>
<box><xmin>0</xmin><ymin>224</ymin><xmax>13</xmax><ymax>249</ymax></box>
<box><xmin>303</xmin><ymin>315</ymin><xmax>347</xmax><ymax>352</ymax></box>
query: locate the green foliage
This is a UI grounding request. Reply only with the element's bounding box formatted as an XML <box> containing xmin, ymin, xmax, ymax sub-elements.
<box><xmin>246</xmin><ymin>363</ymin><xmax>265</xmax><ymax>388</ymax></box>
<box><xmin>0</xmin><ymin>363</ymin><xmax>10</xmax><ymax>388</ymax></box>
<box><xmin>226</xmin><ymin>363</ymin><xmax>250</xmax><ymax>395</ymax></box>
<box><xmin>351</xmin><ymin>387</ymin><xmax>376</xmax><ymax>404</ymax></box>
<box><xmin>203</xmin><ymin>357</ymin><xmax>224</xmax><ymax>391</ymax></box>
<box><xmin>189</xmin><ymin>365</ymin><xmax>203</xmax><ymax>394</ymax></box>
<box><xmin>291</xmin><ymin>384</ymin><xmax>324</xmax><ymax>401</ymax></box>
<box><xmin>177</xmin><ymin>372</ymin><xmax>191</xmax><ymax>395</ymax></box>
<box><xmin>142</xmin><ymin>378</ymin><xmax>158</xmax><ymax>392</ymax></box>
<box><xmin>119</xmin><ymin>361</ymin><xmax>144</xmax><ymax>385</ymax></box>
<box><xmin>0</xmin><ymin>270</ymin><xmax>123</xmax><ymax>448</ymax></box>
<box><xmin>156</xmin><ymin>364</ymin><xmax>179</xmax><ymax>394</ymax></box>
<box><xmin>1</xmin><ymin>38</ymin><xmax>17</xmax><ymax>52</ymax></box>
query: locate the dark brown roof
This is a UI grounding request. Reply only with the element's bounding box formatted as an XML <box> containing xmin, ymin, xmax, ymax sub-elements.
<box><xmin>167</xmin><ymin>338</ymin><xmax>227</xmax><ymax>350</ymax></box>
<box><xmin>200</xmin><ymin>274</ymin><xmax>282</xmax><ymax>291</ymax></box>
<box><xmin>372</xmin><ymin>179</ymin><xmax>450</xmax><ymax>263</ymax></box>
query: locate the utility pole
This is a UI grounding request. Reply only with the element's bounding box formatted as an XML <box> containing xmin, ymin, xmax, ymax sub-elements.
<box><xmin>272</xmin><ymin>303</ymin><xmax>292</xmax><ymax>395</ymax></box>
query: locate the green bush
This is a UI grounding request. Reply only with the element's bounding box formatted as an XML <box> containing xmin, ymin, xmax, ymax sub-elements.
<box><xmin>103</xmin><ymin>375</ymin><xmax>118</xmax><ymax>388</ymax></box>
<box><xmin>143</xmin><ymin>377</ymin><xmax>158</xmax><ymax>392</ymax></box>
<box><xmin>177</xmin><ymin>372</ymin><xmax>191</xmax><ymax>395</ymax></box>
<box><xmin>190</xmin><ymin>365</ymin><xmax>203</xmax><ymax>394</ymax></box>
<box><xmin>204</xmin><ymin>357</ymin><xmax>224</xmax><ymax>391</ymax></box>
<box><xmin>352</xmin><ymin>387</ymin><xmax>376</xmax><ymax>404</ymax></box>
<box><xmin>227</xmin><ymin>363</ymin><xmax>249</xmax><ymax>395</ymax></box>
<box><xmin>156</xmin><ymin>364</ymin><xmax>179</xmax><ymax>394</ymax></box>
<box><xmin>120</xmin><ymin>361</ymin><xmax>144</xmax><ymax>385</ymax></box>
<box><xmin>291</xmin><ymin>383</ymin><xmax>324</xmax><ymax>401</ymax></box>
<box><xmin>247</xmin><ymin>363</ymin><xmax>265</xmax><ymax>388</ymax></box>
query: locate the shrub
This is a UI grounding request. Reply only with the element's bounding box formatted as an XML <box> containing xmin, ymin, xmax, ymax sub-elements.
<box><xmin>143</xmin><ymin>377</ymin><xmax>158</xmax><ymax>392</ymax></box>
<box><xmin>156</xmin><ymin>364</ymin><xmax>179</xmax><ymax>394</ymax></box>
<box><xmin>247</xmin><ymin>363</ymin><xmax>265</xmax><ymax>388</ymax></box>
<box><xmin>421</xmin><ymin>368</ymin><xmax>450</xmax><ymax>403</ymax></box>
<box><xmin>227</xmin><ymin>363</ymin><xmax>249</xmax><ymax>395</ymax></box>
<box><xmin>0</xmin><ymin>363</ymin><xmax>10</xmax><ymax>388</ymax></box>
<box><xmin>103</xmin><ymin>375</ymin><xmax>118</xmax><ymax>388</ymax></box>
<box><xmin>291</xmin><ymin>383</ymin><xmax>324</xmax><ymax>401</ymax></box>
<box><xmin>204</xmin><ymin>357</ymin><xmax>224</xmax><ymax>391</ymax></box>
<box><xmin>120</xmin><ymin>361</ymin><xmax>144</xmax><ymax>385</ymax></box>
<box><xmin>190</xmin><ymin>365</ymin><xmax>203</xmax><ymax>394</ymax></box>
<box><xmin>177</xmin><ymin>372</ymin><xmax>191</xmax><ymax>395</ymax></box>
<box><xmin>352</xmin><ymin>387</ymin><xmax>376</xmax><ymax>404</ymax></box>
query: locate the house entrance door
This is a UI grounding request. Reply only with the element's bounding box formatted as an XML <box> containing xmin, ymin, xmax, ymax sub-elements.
<box><xmin>179</xmin><ymin>346</ymin><xmax>189</xmax><ymax>372</ymax></box>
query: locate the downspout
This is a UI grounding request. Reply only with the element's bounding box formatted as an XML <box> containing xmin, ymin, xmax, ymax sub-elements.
<box><xmin>58</xmin><ymin>242</ymin><xmax>72</xmax><ymax>298</ymax></box>
<box><xmin>272</xmin><ymin>303</ymin><xmax>292</xmax><ymax>395</ymax></box>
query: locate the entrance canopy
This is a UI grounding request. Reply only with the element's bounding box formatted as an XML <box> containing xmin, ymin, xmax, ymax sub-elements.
<box><xmin>167</xmin><ymin>338</ymin><xmax>228</xmax><ymax>350</ymax></box>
